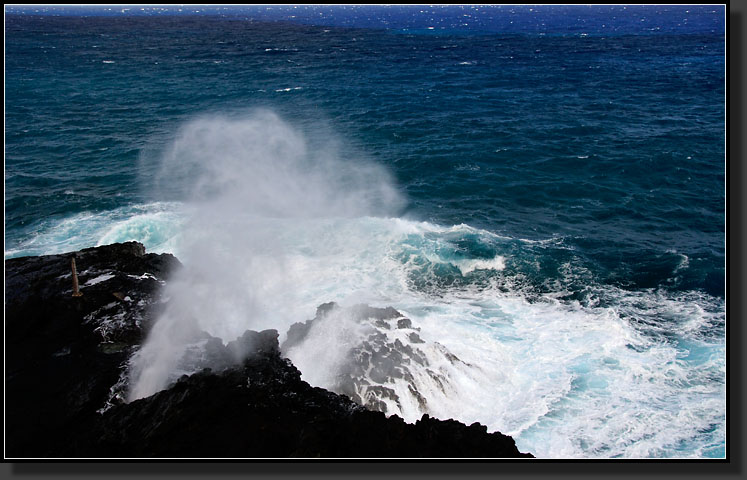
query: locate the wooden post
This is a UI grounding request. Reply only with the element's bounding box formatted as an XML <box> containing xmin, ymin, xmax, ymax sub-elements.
<box><xmin>71</xmin><ymin>257</ymin><xmax>83</xmax><ymax>297</ymax></box>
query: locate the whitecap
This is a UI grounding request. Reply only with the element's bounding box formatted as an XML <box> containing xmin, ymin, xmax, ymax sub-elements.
<box><xmin>451</xmin><ymin>256</ymin><xmax>506</xmax><ymax>275</ymax></box>
<box><xmin>4</xmin><ymin>201</ymin><xmax>184</xmax><ymax>260</ymax></box>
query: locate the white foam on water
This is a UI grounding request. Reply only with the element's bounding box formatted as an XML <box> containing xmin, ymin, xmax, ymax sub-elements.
<box><xmin>398</xmin><ymin>289</ymin><xmax>724</xmax><ymax>459</ymax></box>
<box><xmin>255</xmin><ymin>216</ymin><xmax>724</xmax><ymax>458</ymax></box>
<box><xmin>451</xmin><ymin>255</ymin><xmax>506</xmax><ymax>275</ymax></box>
<box><xmin>4</xmin><ymin>201</ymin><xmax>184</xmax><ymax>259</ymax></box>
<box><xmin>5</xmin><ymin>212</ymin><xmax>107</xmax><ymax>259</ymax></box>
<box><xmin>96</xmin><ymin>206</ymin><xmax>185</xmax><ymax>256</ymax></box>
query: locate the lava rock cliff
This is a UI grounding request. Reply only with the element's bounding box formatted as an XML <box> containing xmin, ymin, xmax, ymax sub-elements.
<box><xmin>4</xmin><ymin>242</ymin><xmax>532</xmax><ymax>458</ymax></box>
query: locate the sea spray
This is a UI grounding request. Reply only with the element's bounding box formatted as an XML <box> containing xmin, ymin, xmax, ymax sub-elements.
<box><xmin>128</xmin><ymin>110</ymin><xmax>405</xmax><ymax>400</ymax></box>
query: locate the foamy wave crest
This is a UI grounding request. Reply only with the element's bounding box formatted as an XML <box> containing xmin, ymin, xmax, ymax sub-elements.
<box><xmin>451</xmin><ymin>255</ymin><xmax>505</xmax><ymax>275</ymax></box>
<box><xmin>395</xmin><ymin>288</ymin><xmax>724</xmax><ymax>459</ymax></box>
<box><xmin>97</xmin><ymin>206</ymin><xmax>185</xmax><ymax>255</ymax></box>
<box><xmin>4</xmin><ymin>202</ymin><xmax>184</xmax><ymax>259</ymax></box>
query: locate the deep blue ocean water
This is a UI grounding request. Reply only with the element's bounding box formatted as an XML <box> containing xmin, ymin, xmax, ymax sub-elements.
<box><xmin>5</xmin><ymin>6</ymin><xmax>725</xmax><ymax>458</ymax></box>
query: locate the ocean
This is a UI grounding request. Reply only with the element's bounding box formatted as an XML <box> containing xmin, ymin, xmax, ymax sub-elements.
<box><xmin>4</xmin><ymin>5</ymin><xmax>726</xmax><ymax>458</ymax></box>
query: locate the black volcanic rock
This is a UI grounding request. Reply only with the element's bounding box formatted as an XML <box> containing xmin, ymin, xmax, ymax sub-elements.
<box><xmin>86</xmin><ymin>334</ymin><xmax>531</xmax><ymax>458</ymax></box>
<box><xmin>5</xmin><ymin>242</ymin><xmax>180</xmax><ymax>457</ymax></box>
<box><xmin>4</xmin><ymin>243</ymin><xmax>533</xmax><ymax>459</ymax></box>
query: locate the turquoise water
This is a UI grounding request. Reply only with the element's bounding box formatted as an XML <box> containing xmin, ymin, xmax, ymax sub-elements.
<box><xmin>4</xmin><ymin>6</ymin><xmax>725</xmax><ymax>458</ymax></box>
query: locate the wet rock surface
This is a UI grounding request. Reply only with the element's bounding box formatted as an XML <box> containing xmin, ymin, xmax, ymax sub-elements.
<box><xmin>281</xmin><ymin>302</ymin><xmax>469</xmax><ymax>417</ymax></box>
<box><xmin>5</xmin><ymin>242</ymin><xmax>533</xmax><ymax>458</ymax></box>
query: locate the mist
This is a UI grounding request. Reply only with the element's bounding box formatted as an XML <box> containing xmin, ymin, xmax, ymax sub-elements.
<box><xmin>128</xmin><ymin>109</ymin><xmax>405</xmax><ymax>401</ymax></box>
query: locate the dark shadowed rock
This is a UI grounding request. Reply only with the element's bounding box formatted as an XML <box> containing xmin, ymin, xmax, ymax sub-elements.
<box><xmin>4</xmin><ymin>243</ymin><xmax>533</xmax><ymax>459</ymax></box>
<box><xmin>5</xmin><ymin>242</ymin><xmax>180</xmax><ymax>457</ymax></box>
<box><xmin>83</xmin><ymin>338</ymin><xmax>532</xmax><ymax>458</ymax></box>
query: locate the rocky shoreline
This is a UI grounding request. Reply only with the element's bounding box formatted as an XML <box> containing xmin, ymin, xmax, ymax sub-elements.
<box><xmin>5</xmin><ymin>242</ymin><xmax>533</xmax><ymax>458</ymax></box>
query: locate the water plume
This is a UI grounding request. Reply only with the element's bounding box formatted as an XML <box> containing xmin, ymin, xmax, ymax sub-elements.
<box><xmin>128</xmin><ymin>109</ymin><xmax>404</xmax><ymax>400</ymax></box>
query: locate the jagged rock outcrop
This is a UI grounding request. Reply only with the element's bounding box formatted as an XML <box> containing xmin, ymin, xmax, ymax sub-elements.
<box><xmin>4</xmin><ymin>242</ymin><xmax>533</xmax><ymax>458</ymax></box>
<box><xmin>281</xmin><ymin>302</ymin><xmax>472</xmax><ymax>418</ymax></box>
<box><xmin>87</xmin><ymin>331</ymin><xmax>530</xmax><ymax>458</ymax></box>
